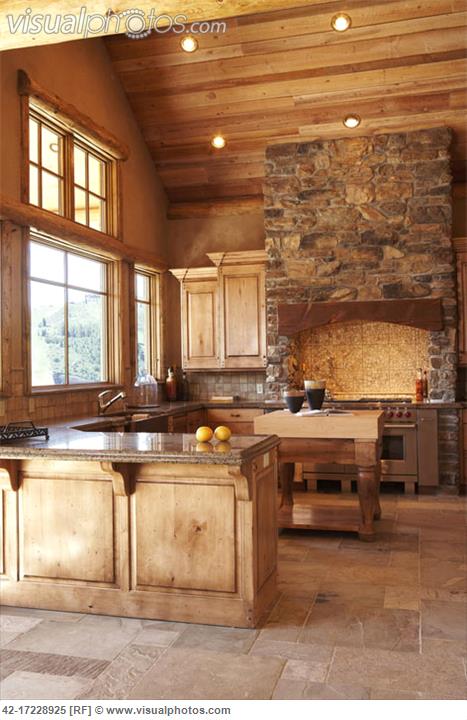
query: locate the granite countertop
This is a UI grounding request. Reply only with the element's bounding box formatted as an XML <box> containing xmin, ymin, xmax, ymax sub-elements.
<box><xmin>0</xmin><ymin>426</ymin><xmax>279</xmax><ymax>465</ymax></box>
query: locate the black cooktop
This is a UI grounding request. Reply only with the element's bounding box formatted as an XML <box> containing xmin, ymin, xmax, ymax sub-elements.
<box><xmin>332</xmin><ymin>397</ymin><xmax>412</xmax><ymax>404</ymax></box>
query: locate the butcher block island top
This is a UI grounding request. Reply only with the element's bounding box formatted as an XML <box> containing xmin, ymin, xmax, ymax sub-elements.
<box><xmin>0</xmin><ymin>431</ymin><xmax>280</xmax><ymax>628</ymax></box>
<box><xmin>254</xmin><ymin>409</ymin><xmax>384</xmax><ymax>440</ymax></box>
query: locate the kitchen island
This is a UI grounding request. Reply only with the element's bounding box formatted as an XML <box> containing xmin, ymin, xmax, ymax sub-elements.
<box><xmin>254</xmin><ymin>409</ymin><xmax>384</xmax><ymax>540</ymax></box>
<box><xmin>0</xmin><ymin>429</ymin><xmax>280</xmax><ymax>628</ymax></box>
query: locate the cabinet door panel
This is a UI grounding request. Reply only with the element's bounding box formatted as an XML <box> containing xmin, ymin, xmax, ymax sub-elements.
<box><xmin>182</xmin><ymin>281</ymin><xmax>219</xmax><ymax>369</ymax></box>
<box><xmin>220</xmin><ymin>265</ymin><xmax>266</xmax><ymax>369</ymax></box>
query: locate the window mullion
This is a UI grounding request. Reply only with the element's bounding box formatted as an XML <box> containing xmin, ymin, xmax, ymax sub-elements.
<box><xmin>65</xmin><ymin>134</ymin><xmax>74</xmax><ymax>221</ymax></box>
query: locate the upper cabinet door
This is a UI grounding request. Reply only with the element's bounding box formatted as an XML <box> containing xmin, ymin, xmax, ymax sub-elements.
<box><xmin>182</xmin><ymin>279</ymin><xmax>219</xmax><ymax>369</ymax></box>
<box><xmin>219</xmin><ymin>264</ymin><xmax>266</xmax><ymax>369</ymax></box>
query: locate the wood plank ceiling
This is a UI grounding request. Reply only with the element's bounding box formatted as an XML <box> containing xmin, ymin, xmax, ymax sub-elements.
<box><xmin>104</xmin><ymin>0</ymin><xmax>467</xmax><ymax>213</ymax></box>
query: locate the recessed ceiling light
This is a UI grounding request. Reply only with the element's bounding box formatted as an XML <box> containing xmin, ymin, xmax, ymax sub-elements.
<box><xmin>343</xmin><ymin>114</ymin><xmax>361</xmax><ymax>129</ymax></box>
<box><xmin>211</xmin><ymin>134</ymin><xmax>226</xmax><ymax>149</ymax></box>
<box><xmin>180</xmin><ymin>35</ymin><xmax>198</xmax><ymax>53</ymax></box>
<box><xmin>331</xmin><ymin>13</ymin><xmax>352</xmax><ymax>32</ymax></box>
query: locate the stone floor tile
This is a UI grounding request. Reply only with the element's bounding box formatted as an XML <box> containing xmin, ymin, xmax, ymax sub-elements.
<box><xmin>0</xmin><ymin>671</ymin><xmax>91</xmax><ymax>700</ymax></box>
<box><xmin>7</xmin><ymin>619</ymin><xmax>142</xmax><ymax>660</ymax></box>
<box><xmin>0</xmin><ymin>615</ymin><xmax>44</xmax><ymax>649</ymax></box>
<box><xmin>421</xmin><ymin>637</ymin><xmax>467</xmax><ymax>659</ymax></box>
<box><xmin>280</xmin><ymin>658</ymin><xmax>329</xmax><ymax>683</ymax></box>
<box><xmin>273</xmin><ymin>678</ymin><xmax>371</xmax><ymax>700</ymax></box>
<box><xmin>384</xmin><ymin>586</ymin><xmax>420</xmax><ymax>611</ymax></box>
<box><xmin>420</xmin><ymin>559</ymin><xmax>467</xmax><ymax>591</ymax></box>
<box><xmin>131</xmin><ymin>628</ymin><xmax>181</xmax><ymax>648</ymax></box>
<box><xmin>421</xmin><ymin>600</ymin><xmax>467</xmax><ymax>641</ymax></box>
<box><xmin>314</xmin><ymin>581</ymin><xmax>386</xmax><ymax>608</ymax></box>
<box><xmin>420</xmin><ymin>541</ymin><xmax>467</xmax><ymax>562</ymax></box>
<box><xmin>172</xmin><ymin>625</ymin><xmax>257</xmax><ymax>654</ymax></box>
<box><xmin>420</xmin><ymin>587</ymin><xmax>467</xmax><ymax>604</ymax></box>
<box><xmin>389</xmin><ymin>551</ymin><xmax>419</xmax><ymax>570</ymax></box>
<box><xmin>327</xmin><ymin>646</ymin><xmax>466</xmax><ymax>696</ymax></box>
<box><xmin>250</xmin><ymin>636</ymin><xmax>333</xmax><ymax>663</ymax></box>
<box><xmin>79</xmin><ymin>645</ymin><xmax>163</xmax><ymax>700</ymax></box>
<box><xmin>300</xmin><ymin>603</ymin><xmax>419</xmax><ymax>652</ymax></box>
<box><xmin>369</xmin><ymin>688</ymin><xmax>423</xmax><ymax>699</ymax></box>
<box><xmin>128</xmin><ymin>648</ymin><xmax>284</xmax><ymax>700</ymax></box>
<box><xmin>0</xmin><ymin>648</ymin><xmax>108</xmax><ymax>681</ymax></box>
<box><xmin>0</xmin><ymin>632</ymin><xmax>24</xmax><ymax>649</ymax></box>
<box><xmin>324</xmin><ymin>564</ymin><xmax>416</xmax><ymax>587</ymax></box>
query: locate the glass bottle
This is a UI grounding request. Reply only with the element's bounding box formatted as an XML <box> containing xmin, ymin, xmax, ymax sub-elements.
<box><xmin>415</xmin><ymin>368</ymin><xmax>423</xmax><ymax>402</ymax></box>
<box><xmin>166</xmin><ymin>366</ymin><xmax>177</xmax><ymax>401</ymax></box>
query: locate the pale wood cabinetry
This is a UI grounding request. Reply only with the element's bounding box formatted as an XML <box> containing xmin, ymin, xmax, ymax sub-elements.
<box><xmin>171</xmin><ymin>250</ymin><xmax>267</xmax><ymax>371</ymax></box>
<box><xmin>207</xmin><ymin>407</ymin><xmax>264</xmax><ymax>435</ymax></box>
<box><xmin>454</xmin><ymin>238</ymin><xmax>467</xmax><ymax>365</ymax></box>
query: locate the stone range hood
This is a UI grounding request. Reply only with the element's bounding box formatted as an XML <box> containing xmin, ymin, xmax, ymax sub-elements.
<box><xmin>278</xmin><ymin>297</ymin><xmax>444</xmax><ymax>336</ymax></box>
<box><xmin>263</xmin><ymin>128</ymin><xmax>456</xmax><ymax>402</ymax></box>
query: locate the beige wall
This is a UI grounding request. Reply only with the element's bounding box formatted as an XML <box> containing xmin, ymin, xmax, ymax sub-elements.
<box><xmin>0</xmin><ymin>38</ymin><xmax>168</xmax><ymax>256</ymax></box>
<box><xmin>165</xmin><ymin>212</ymin><xmax>265</xmax><ymax>366</ymax></box>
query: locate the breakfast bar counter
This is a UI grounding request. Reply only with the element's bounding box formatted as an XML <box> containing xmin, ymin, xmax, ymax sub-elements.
<box><xmin>0</xmin><ymin>431</ymin><xmax>280</xmax><ymax>628</ymax></box>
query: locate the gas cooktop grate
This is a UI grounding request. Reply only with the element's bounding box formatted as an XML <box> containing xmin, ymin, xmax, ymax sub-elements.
<box><xmin>332</xmin><ymin>398</ymin><xmax>413</xmax><ymax>404</ymax></box>
<box><xmin>0</xmin><ymin>421</ymin><xmax>49</xmax><ymax>442</ymax></box>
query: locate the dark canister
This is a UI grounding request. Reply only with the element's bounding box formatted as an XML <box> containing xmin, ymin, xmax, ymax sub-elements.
<box><xmin>304</xmin><ymin>380</ymin><xmax>326</xmax><ymax>410</ymax></box>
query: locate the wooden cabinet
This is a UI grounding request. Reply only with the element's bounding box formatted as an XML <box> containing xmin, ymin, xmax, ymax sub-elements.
<box><xmin>454</xmin><ymin>239</ymin><xmax>467</xmax><ymax>365</ymax></box>
<box><xmin>462</xmin><ymin>410</ymin><xmax>467</xmax><ymax>489</ymax></box>
<box><xmin>171</xmin><ymin>250</ymin><xmax>267</xmax><ymax>371</ymax></box>
<box><xmin>207</xmin><ymin>407</ymin><xmax>264</xmax><ymax>435</ymax></box>
<box><xmin>171</xmin><ymin>268</ymin><xmax>219</xmax><ymax>370</ymax></box>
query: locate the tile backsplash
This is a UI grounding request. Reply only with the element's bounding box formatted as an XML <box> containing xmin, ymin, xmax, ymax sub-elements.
<box><xmin>288</xmin><ymin>321</ymin><xmax>430</xmax><ymax>398</ymax></box>
<box><xmin>186</xmin><ymin>371</ymin><xmax>266</xmax><ymax>401</ymax></box>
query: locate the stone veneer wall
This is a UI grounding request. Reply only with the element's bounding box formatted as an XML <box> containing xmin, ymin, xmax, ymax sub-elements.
<box><xmin>264</xmin><ymin>128</ymin><xmax>455</xmax><ymax>404</ymax></box>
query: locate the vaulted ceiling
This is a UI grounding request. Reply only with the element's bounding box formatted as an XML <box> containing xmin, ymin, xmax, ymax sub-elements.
<box><xmin>104</xmin><ymin>0</ymin><xmax>467</xmax><ymax>212</ymax></box>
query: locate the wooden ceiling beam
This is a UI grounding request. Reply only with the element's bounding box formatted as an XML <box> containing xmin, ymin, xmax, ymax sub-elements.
<box><xmin>167</xmin><ymin>196</ymin><xmax>263</xmax><ymax>219</ymax></box>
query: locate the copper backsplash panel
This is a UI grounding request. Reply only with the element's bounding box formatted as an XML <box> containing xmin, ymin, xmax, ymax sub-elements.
<box><xmin>288</xmin><ymin>321</ymin><xmax>430</xmax><ymax>397</ymax></box>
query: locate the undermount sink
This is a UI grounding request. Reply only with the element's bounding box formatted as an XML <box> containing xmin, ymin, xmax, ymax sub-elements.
<box><xmin>73</xmin><ymin>413</ymin><xmax>150</xmax><ymax>432</ymax></box>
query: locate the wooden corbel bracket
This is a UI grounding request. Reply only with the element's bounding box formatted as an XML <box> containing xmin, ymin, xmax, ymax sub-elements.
<box><xmin>0</xmin><ymin>460</ymin><xmax>20</xmax><ymax>491</ymax></box>
<box><xmin>101</xmin><ymin>462</ymin><xmax>137</xmax><ymax>497</ymax></box>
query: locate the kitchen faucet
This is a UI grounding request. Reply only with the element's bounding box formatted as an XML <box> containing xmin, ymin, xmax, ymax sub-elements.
<box><xmin>97</xmin><ymin>389</ymin><xmax>127</xmax><ymax>415</ymax></box>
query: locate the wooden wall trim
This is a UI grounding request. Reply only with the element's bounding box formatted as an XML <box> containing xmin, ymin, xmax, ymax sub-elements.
<box><xmin>18</xmin><ymin>70</ymin><xmax>129</xmax><ymax>160</ymax></box>
<box><xmin>453</xmin><ymin>237</ymin><xmax>467</xmax><ymax>252</ymax></box>
<box><xmin>167</xmin><ymin>197</ymin><xmax>263</xmax><ymax>219</ymax></box>
<box><xmin>0</xmin><ymin>194</ymin><xmax>167</xmax><ymax>270</ymax></box>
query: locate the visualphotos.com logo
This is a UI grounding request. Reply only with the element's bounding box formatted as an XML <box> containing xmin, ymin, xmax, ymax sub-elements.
<box><xmin>5</xmin><ymin>7</ymin><xmax>227</xmax><ymax>40</ymax></box>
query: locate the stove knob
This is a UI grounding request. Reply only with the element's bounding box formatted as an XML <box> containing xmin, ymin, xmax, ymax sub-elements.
<box><xmin>387</xmin><ymin>410</ymin><xmax>394</xmax><ymax>418</ymax></box>
<box><xmin>405</xmin><ymin>411</ymin><xmax>411</xmax><ymax>418</ymax></box>
<box><xmin>396</xmin><ymin>410</ymin><xmax>403</xmax><ymax>418</ymax></box>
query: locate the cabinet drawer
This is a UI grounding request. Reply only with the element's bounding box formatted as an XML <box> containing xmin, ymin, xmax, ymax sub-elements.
<box><xmin>207</xmin><ymin>408</ymin><xmax>264</xmax><ymax>424</ymax></box>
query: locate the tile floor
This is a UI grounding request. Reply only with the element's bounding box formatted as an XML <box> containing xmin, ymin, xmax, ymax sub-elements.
<box><xmin>1</xmin><ymin>494</ymin><xmax>466</xmax><ymax>701</ymax></box>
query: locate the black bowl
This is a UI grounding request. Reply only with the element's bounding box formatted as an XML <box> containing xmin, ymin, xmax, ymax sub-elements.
<box><xmin>284</xmin><ymin>393</ymin><xmax>304</xmax><ymax>414</ymax></box>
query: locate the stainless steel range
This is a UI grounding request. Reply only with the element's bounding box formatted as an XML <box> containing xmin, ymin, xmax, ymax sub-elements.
<box><xmin>301</xmin><ymin>397</ymin><xmax>439</xmax><ymax>493</ymax></box>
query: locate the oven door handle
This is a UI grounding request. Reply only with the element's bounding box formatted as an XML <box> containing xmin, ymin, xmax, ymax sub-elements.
<box><xmin>384</xmin><ymin>423</ymin><xmax>417</xmax><ymax>430</ymax></box>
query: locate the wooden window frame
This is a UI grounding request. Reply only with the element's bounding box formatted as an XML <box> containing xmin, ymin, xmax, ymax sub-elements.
<box><xmin>26</xmin><ymin>230</ymin><xmax>121</xmax><ymax>393</ymax></box>
<box><xmin>21</xmin><ymin>95</ymin><xmax>121</xmax><ymax>239</ymax></box>
<box><xmin>134</xmin><ymin>267</ymin><xmax>162</xmax><ymax>380</ymax></box>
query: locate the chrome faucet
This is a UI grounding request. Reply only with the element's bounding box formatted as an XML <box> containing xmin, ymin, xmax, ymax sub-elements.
<box><xmin>97</xmin><ymin>389</ymin><xmax>127</xmax><ymax>415</ymax></box>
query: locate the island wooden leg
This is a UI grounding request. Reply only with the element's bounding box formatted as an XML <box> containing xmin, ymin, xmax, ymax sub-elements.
<box><xmin>280</xmin><ymin>462</ymin><xmax>295</xmax><ymax>508</ymax></box>
<box><xmin>373</xmin><ymin>458</ymin><xmax>382</xmax><ymax>521</ymax></box>
<box><xmin>356</xmin><ymin>464</ymin><xmax>378</xmax><ymax>541</ymax></box>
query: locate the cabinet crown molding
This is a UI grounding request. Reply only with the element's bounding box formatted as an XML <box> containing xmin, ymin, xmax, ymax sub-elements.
<box><xmin>169</xmin><ymin>267</ymin><xmax>218</xmax><ymax>281</ymax></box>
<box><xmin>207</xmin><ymin>250</ymin><xmax>267</xmax><ymax>267</ymax></box>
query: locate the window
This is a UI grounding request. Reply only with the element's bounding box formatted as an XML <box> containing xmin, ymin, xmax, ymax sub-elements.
<box><xmin>29</xmin><ymin>234</ymin><xmax>110</xmax><ymax>388</ymax></box>
<box><xmin>28</xmin><ymin>102</ymin><xmax>116</xmax><ymax>235</ymax></box>
<box><xmin>135</xmin><ymin>270</ymin><xmax>161</xmax><ymax>379</ymax></box>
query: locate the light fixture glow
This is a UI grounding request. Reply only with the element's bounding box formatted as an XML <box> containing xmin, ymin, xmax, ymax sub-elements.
<box><xmin>180</xmin><ymin>35</ymin><xmax>198</xmax><ymax>53</ymax></box>
<box><xmin>331</xmin><ymin>13</ymin><xmax>352</xmax><ymax>32</ymax></box>
<box><xmin>343</xmin><ymin>114</ymin><xmax>361</xmax><ymax>129</ymax></box>
<box><xmin>211</xmin><ymin>134</ymin><xmax>226</xmax><ymax>149</ymax></box>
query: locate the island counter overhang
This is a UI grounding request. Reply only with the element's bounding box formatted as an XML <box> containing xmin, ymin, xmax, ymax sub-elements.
<box><xmin>0</xmin><ymin>430</ymin><xmax>280</xmax><ymax>629</ymax></box>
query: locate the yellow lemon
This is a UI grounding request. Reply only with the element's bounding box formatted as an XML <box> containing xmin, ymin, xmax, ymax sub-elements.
<box><xmin>195</xmin><ymin>426</ymin><xmax>214</xmax><ymax>443</ymax></box>
<box><xmin>215</xmin><ymin>441</ymin><xmax>231</xmax><ymax>453</ymax></box>
<box><xmin>196</xmin><ymin>442</ymin><xmax>212</xmax><ymax>453</ymax></box>
<box><xmin>214</xmin><ymin>425</ymin><xmax>232</xmax><ymax>441</ymax></box>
